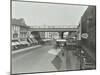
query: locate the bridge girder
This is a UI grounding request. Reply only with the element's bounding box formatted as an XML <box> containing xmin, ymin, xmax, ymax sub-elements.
<box><xmin>30</xmin><ymin>28</ymin><xmax>78</xmax><ymax>32</ymax></box>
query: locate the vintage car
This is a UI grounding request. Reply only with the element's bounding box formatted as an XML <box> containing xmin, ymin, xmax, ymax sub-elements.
<box><xmin>55</xmin><ymin>39</ymin><xmax>66</xmax><ymax>48</ymax></box>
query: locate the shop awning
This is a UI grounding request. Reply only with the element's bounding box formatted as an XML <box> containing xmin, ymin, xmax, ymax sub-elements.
<box><xmin>12</xmin><ymin>42</ymin><xmax>20</xmax><ymax>46</ymax></box>
<box><xmin>12</xmin><ymin>42</ymin><xmax>16</xmax><ymax>46</ymax></box>
<box><xmin>20</xmin><ymin>41</ymin><xmax>29</xmax><ymax>45</ymax></box>
<box><xmin>32</xmin><ymin>39</ymin><xmax>38</xmax><ymax>43</ymax></box>
<box><xmin>15</xmin><ymin>42</ymin><xmax>20</xmax><ymax>45</ymax></box>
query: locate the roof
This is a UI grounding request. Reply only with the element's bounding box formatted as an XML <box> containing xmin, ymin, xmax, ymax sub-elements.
<box><xmin>12</xmin><ymin>18</ymin><xmax>27</xmax><ymax>26</ymax></box>
<box><xmin>56</xmin><ymin>39</ymin><xmax>66</xmax><ymax>42</ymax></box>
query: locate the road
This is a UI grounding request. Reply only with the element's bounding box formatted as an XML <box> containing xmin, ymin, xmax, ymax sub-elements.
<box><xmin>12</xmin><ymin>42</ymin><xmax>80</xmax><ymax>74</ymax></box>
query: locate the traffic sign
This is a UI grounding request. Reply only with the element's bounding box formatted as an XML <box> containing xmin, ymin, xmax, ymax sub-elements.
<box><xmin>81</xmin><ymin>33</ymin><xmax>88</xmax><ymax>39</ymax></box>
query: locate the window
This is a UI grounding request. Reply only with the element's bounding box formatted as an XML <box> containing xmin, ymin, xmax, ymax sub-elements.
<box><xmin>13</xmin><ymin>33</ymin><xmax>18</xmax><ymax>38</ymax></box>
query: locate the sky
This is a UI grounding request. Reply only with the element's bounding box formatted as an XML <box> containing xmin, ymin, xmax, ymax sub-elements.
<box><xmin>12</xmin><ymin>1</ymin><xmax>88</xmax><ymax>27</ymax></box>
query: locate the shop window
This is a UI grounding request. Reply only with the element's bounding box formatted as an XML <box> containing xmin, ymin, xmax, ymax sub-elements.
<box><xmin>13</xmin><ymin>33</ymin><xmax>18</xmax><ymax>38</ymax></box>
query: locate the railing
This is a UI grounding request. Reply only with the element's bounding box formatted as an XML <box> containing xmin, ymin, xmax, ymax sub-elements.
<box><xmin>30</xmin><ymin>25</ymin><xmax>78</xmax><ymax>29</ymax></box>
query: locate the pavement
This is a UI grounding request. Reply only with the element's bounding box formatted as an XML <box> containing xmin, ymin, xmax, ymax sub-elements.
<box><xmin>65</xmin><ymin>50</ymin><xmax>80</xmax><ymax>70</ymax></box>
<box><xmin>12</xmin><ymin>45</ymin><xmax>41</xmax><ymax>54</ymax></box>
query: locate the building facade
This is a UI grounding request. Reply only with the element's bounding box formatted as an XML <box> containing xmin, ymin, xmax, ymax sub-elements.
<box><xmin>79</xmin><ymin>6</ymin><xmax>96</xmax><ymax>69</ymax></box>
<box><xmin>12</xmin><ymin>18</ymin><xmax>30</xmax><ymax>42</ymax></box>
<box><xmin>20</xmin><ymin>26</ymin><xmax>29</xmax><ymax>41</ymax></box>
<box><xmin>80</xmin><ymin>6</ymin><xmax>96</xmax><ymax>58</ymax></box>
<box><xmin>45</xmin><ymin>32</ymin><xmax>59</xmax><ymax>39</ymax></box>
<box><xmin>39</xmin><ymin>32</ymin><xmax>45</xmax><ymax>39</ymax></box>
<box><xmin>12</xmin><ymin>24</ymin><xmax>20</xmax><ymax>41</ymax></box>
